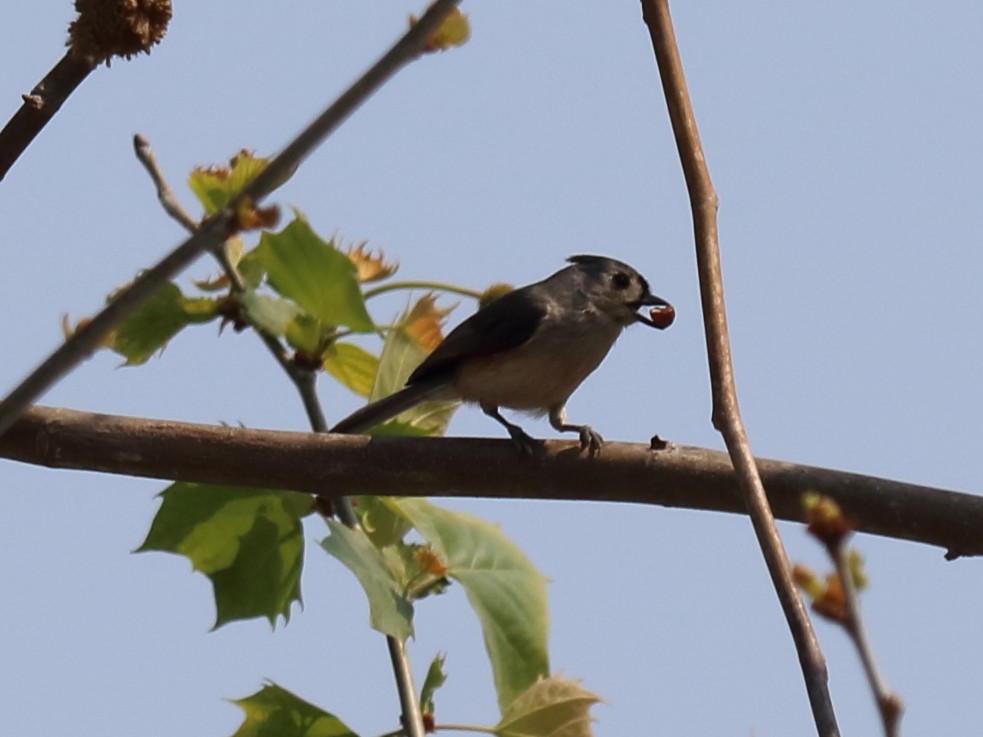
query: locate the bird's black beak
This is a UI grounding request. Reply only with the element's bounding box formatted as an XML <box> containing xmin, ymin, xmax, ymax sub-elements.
<box><xmin>634</xmin><ymin>293</ymin><xmax>675</xmax><ymax>330</ymax></box>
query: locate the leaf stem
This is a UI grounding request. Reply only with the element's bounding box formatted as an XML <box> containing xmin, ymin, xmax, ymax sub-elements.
<box><xmin>364</xmin><ymin>280</ymin><xmax>483</xmax><ymax>300</ymax></box>
<box><xmin>432</xmin><ymin>724</ymin><xmax>496</xmax><ymax>734</ymax></box>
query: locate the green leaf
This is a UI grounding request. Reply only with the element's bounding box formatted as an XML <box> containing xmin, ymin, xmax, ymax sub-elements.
<box><xmin>285</xmin><ymin>313</ymin><xmax>324</xmax><ymax>355</ymax></box>
<box><xmin>187</xmin><ymin>151</ymin><xmax>292</xmax><ymax>215</ymax></box>
<box><xmin>237</xmin><ymin>243</ymin><xmax>268</xmax><ymax>290</ymax></box>
<box><xmin>494</xmin><ymin>676</ymin><xmax>601</xmax><ymax>737</ymax></box>
<box><xmin>322</xmin><ymin>343</ymin><xmax>379</xmax><ymax>398</ymax></box>
<box><xmin>231</xmin><ymin>683</ymin><xmax>358</xmax><ymax>737</ymax></box>
<box><xmin>137</xmin><ymin>483</ymin><xmax>313</xmax><ymax>628</ymax></box>
<box><xmin>368</xmin><ymin>297</ymin><xmax>458</xmax><ymax>435</ymax></box>
<box><xmin>320</xmin><ymin>520</ymin><xmax>414</xmax><ymax>640</ymax></box>
<box><xmin>239</xmin><ymin>290</ymin><xmax>303</xmax><ymax>337</ymax></box>
<box><xmin>112</xmin><ymin>282</ymin><xmax>220</xmax><ymax>365</ymax></box>
<box><xmin>397</xmin><ymin>499</ymin><xmax>549</xmax><ymax>712</ymax></box>
<box><xmin>355</xmin><ymin>496</ymin><xmax>412</xmax><ymax>548</ymax></box>
<box><xmin>420</xmin><ymin>653</ymin><xmax>448</xmax><ymax>716</ymax></box>
<box><xmin>254</xmin><ymin>217</ymin><xmax>373</xmax><ymax>332</ymax></box>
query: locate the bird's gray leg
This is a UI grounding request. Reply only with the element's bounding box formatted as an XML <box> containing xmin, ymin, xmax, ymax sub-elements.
<box><xmin>481</xmin><ymin>403</ymin><xmax>538</xmax><ymax>454</ymax></box>
<box><xmin>549</xmin><ymin>406</ymin><xmax>603</xmax><ymax>453</ymax></box>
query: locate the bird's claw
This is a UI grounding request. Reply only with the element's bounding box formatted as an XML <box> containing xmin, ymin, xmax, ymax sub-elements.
<box><xmin>578</xmin><ymin>426</ymin><xmax>604</xmax><ymax>454</ymax></box>
<box><xmin>507</xmin><ymin>425</ymin><xmax>541</xmax><ymax>455</ymax></box>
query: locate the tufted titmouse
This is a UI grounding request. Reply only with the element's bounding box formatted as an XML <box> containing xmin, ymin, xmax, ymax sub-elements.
<box><xmin>330</xmin><ymin>255</ymin><xmax>673</xmax><ymax>452</ymax></box>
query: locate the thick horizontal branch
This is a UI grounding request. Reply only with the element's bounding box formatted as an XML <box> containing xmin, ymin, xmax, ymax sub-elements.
<box><xmin>3</xmin><ymin>405</ymin><xmax>981</xmax><ymax>558</ymax></box>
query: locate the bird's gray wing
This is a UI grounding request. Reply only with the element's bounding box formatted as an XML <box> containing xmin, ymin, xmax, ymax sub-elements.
<box><xmin>407</xmin><ymin>286</ymin><xmax>547</xmax><ymax>385</ymax></box>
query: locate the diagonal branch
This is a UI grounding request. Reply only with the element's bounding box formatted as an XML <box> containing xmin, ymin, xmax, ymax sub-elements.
<box><xmin>640</xmin><ymin>1</ymin><xmax>839</xmax><ymax>733</ymax></box>
<box><xmin>0</xmin><ymin>0</ymin><xmax>462</xmax><ymax>441</ymax></box>
<box><xmin>0</xmin><ymin>51</ymin><xmax>96</xmax><ymax>183</ymax></box>
<box><xmin>4</xmin><ymin>405</ymin><xmax>983</xmax><ymax>558</ymax></box>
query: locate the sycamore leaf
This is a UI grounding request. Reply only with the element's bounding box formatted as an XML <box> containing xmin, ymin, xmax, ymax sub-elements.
<box><xmin>368</xmin><ymin>295</ymin><xmax>458</xmax><ymax>435</ymax></box>
<box><xmin>231</xmin><ymin>683</ymin><xmax>358</xmax><ymax>737</ymax></box>
<box><xmin>255</xmin><ymin>217</ymin><xmax>373</xmax><ymax>332</ymax></box>
<box><xmin>322</xmin><ymin>343</ymin><xmax>379</xmax><ymax>398</ymax></box>
<box><xmin>137</xmin><ymin>483</ymin><xmax>313</xmax><ymax>629</ymax></box>
<box><xmin>355</xmin><ymin>496</ymin><xmax>412</xmax><ymax>548</ymax></box>
<box><xmin>187</xmin><ymin>150</ymin><xmax>293</xmax><ymax>215</ymax></box>
<box><xmin>397</xmin><ymin>499</ymin><xmax>549</xmax><ymax>712</ymax></box>
<box><xmin>495</xmin><ymin>676</ymin><xmax>601</xmax><ymax>737</ymax></box>
<box><xmin>320</xmin><ymin>520</ymin><xmax>414</xmax><ymax>640</ymax></box>
<box><xmin>420</xmin><ymin>653</ymin><xmax>448</xmax><ymax>716</ymax></box>
<box><xmin>369</xmin><ymin>315</ymin><xmax>424</xmax><ymax>401</ymax></box>
<box><xmin>193</xmin><ymin>237</ymin><xmax>248</xmax><ymax>292</ymax></box>
<box><xmin>111</xmin><ymin>282</ymin><xmax>220</xmax><ymax>365</ymax></box>
<box><xmin>239</xmin><ymin>290</ymin><xmax>303</xmax><ymax>337</ymax></box>
<box><xmin>284</xmin><ymin>313</ymin><xmax>325</xmax><ymax>355</ymax></box>
<box><xmin>237</xmin><ymin>244</ymin><xmax>268</xmax><ymax>290</ymax></box>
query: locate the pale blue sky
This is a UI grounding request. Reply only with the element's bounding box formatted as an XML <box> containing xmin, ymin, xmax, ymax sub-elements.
<box><xmin>2</xmin><ymin>2</ymin><xmax>982</xmax><ymax>736</ymax></box>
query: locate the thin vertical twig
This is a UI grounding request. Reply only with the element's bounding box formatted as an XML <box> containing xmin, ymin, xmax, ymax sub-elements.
<box><xmin>639</xmin><ymin>2</ymin><xmax>840</xmax><ymax>735</ymax></box>
<box><xmin>0</xmin><ymin>0</ymin><xmax>462</xmax><ymax>440</ymax></box>
<box><xmin>830</xmin><ymin>548</ymin><xmax>903</xmax><ymax>737</ymax></box>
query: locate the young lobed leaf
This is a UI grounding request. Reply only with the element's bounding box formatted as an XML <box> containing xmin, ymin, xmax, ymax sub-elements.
<box><xmin>368</xmin><ymin>294</ymin><xmax>458</xmax><ymax>435</ymax></box>
<box><xmin>322</xmin><ymin>343</ymin><xmax>379</xmax><ymax>398</ymax></box>
<box><xmin>111</xmin><ymin>282</ymin><xmax>220</xmax><ymax>365</ymax></box>
<box><xmin>396</xmin><ymin>499</ymin><xmax>550</xmax><ymax>712</ymax></box>
<box><xmin>420</xmin><ymin>653</ymin><xmax>448</xmax><ymax>716</ymax></box>
<box><xmin>320</xmin><ymin>519</ymin><xmax>414</xmax><ymax>641</ymax></box>
<box><xmin>239</xmin><ymin>290</ymin><xmax>303</xmax><ymax>337</ymax></box>
<box><xmin>494</xmin><ymin>676</ymin><xmax>601</xmax><ymax>737</ymax></box>
<box><xmin>137</xmin><ymin>483</ymin><xmax>313</xmax><ymax>628</ymax></box>
<box><xmin>231</xmin><ymin>683</ymin><xmax>359</xmax><ymax>737</ymax></box>
<box><xmin>285</xmin><ymin>313</ymin><xmax>325</xmax><ymax>356</ymax></box>
<box><xmin>355</xmin><ymin>496</ymin><xmax>412</xmax><ymax>548</ymax></box>
<box><xmin>254</xmin><ymin>216</ymin><xmax>374</xmax><ymax>332</ymax></box>
<box><xmin>187</xmin><ymin>150</ymin><xmax>293</xmax><ymax>215</ymax></box>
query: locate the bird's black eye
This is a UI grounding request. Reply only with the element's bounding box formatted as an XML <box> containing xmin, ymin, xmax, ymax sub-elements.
<box><xmin>612</xmin><ymin>271</ymin><xmax>631</xmax><ymax>290</ymax></box>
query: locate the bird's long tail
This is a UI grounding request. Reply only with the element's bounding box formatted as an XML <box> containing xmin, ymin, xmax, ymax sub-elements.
<box><xmin>330</xmin><ymin>380</ymin><xmax>450</xmax><ymax>435</ymax></box>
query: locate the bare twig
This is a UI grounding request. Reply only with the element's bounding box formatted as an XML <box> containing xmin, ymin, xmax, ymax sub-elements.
<box><xmin>5</xmin><ymin>405</ymin><xmax>983</xmax><ymax>558</ymax></box>
<box><xmin>0</xmin><ymin>51</ymin><xmax>96</xmax><ymax>182</ymax></box>
<box><xmin>134</xmin><ymin>135</ymin><xmax>423</xmax><ymax>737</ymax></box>
<box><xmin>640</xmin><ymin>1</ymin><xmax>838</xmax><ymax>734</ymax></box>
<box><xmin>132</xmin><ymin>134</ymin><xmax>303</xmax><ymax>381</ymax></box>
<box><xmin>799</xmin><ymin>496</ymin><xmax>904</xmax><ymax>736</ymax></box>
<box><xmin>0</xmin><ymin>0</ymin><xmax>462</xmax><ymax>440</ymax></box>
<box><xmin>133</xmin><ymin>135</ymin><xmax>199</xmax><ymax>232</ymax></box>
<box><xmin>830</xmin><ymin>546</ymin><xmax>904</xmax><ymax>736</ymax></box>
